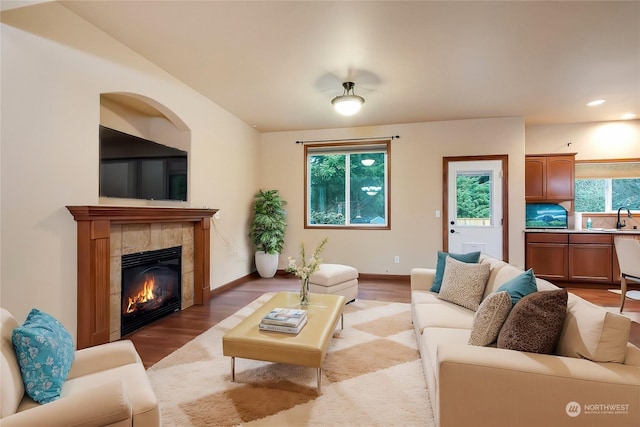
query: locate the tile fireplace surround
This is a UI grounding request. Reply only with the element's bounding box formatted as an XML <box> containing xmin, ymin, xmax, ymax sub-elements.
<box><xmin>67</xmin><ymin>206</ymin><xmax>217</xmax><ymax>349</ymax></box>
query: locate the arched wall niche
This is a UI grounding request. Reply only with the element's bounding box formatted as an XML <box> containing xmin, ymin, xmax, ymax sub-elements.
<box><xmin>99</xmin><ymin>92</ymin><xmax>191</xmax><ymax>204</ymax></box>
<box><xmin>99</xmin><ymin>92</ymin><xmax>190</xmax><ymax>152</ymax></box>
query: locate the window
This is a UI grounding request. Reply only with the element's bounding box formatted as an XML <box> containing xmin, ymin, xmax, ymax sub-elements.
<box><xmin>305</xmin><ymin>141</ymin><xmax>390</xmax><ymax>228</ymax></box>
<box><xmin>455</xmin><ymin>171</ymin><xmax>493</xmax><ymax>226</ymax></box>
<box><xmin>574</xmin><ymin>160</ymin><xmax>640</xmax><ymax>212</ymax></box>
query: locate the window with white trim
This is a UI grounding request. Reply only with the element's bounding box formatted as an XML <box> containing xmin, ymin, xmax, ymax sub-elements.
<box><xmin>305</xmin><ymin>141</ymin><xmax>390</xmax><ymax>228</ymax></box>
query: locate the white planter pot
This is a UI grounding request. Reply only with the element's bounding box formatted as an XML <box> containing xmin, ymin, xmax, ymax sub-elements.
<box><xmin>255</xmin><ymin>251</ymin><xmax>279</xmax><ymax>278</ymax></box>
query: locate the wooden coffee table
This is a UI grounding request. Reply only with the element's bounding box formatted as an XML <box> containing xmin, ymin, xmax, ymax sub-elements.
<box><xmin>222</xmin><ymin>291</ymin><xmax>345</xmax><ymax>393</ymax></box>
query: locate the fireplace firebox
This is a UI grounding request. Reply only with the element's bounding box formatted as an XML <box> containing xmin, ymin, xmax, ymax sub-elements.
<box><xmin>121</xmin><ymin>246</ymin><xmax>182</xmax><ymax>336</ymax></box>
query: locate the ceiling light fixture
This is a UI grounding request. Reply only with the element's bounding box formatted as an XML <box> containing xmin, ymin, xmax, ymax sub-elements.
<box><xmin>331</xmin><ymin>82</ymin><xmax>365</xmax><ymax>116</ymax></box>
<box><xmin>620</xmin><ymin>113</ymin><xmax>636</xmax><ymax>120</ymax></box>
<box><xmin>361</xmin><ymin>159</ymin><xmax>375</xmax><ymax>166</ymax></box>
<box><xmin>587</xmin><ymin>99</ymin><xmax>606</xmax><ymax>107</ymax></box>
<box><xmin>361</xmin><ymin>186</ymin><xmax>381</xmax><ymax>196</ymax></box>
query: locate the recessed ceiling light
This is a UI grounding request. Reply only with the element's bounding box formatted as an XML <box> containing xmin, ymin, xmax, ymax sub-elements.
<box><xmin>620</xmin><ymin>113</ymin><xmax>636</xmax><ymax>120</ymax></box>
<box><xmin>587</xmin><ymin>99</ymin><xmax>605</xmax><ymax>107</ymax></box>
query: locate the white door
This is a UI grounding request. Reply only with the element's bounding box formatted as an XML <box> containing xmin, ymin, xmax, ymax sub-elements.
<box><xmin>446</xmin><ymin>159</ymin><xmax>504</xmax><ymax>259</ymax></box>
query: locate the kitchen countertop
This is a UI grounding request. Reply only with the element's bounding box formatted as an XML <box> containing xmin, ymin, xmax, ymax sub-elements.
<box><xmin>525</xmin><ymin>228</ymin><xmax>640</xmax><ymax>235</ymax></box>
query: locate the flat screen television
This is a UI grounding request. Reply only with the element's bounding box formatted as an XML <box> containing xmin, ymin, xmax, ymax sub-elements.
<box><xmin>525</xmin><ymin>203</ymin><xmax>568</xmax><ymax>229</ymax></box>
<box><xmin>99</xmin><ymin>126</ymin><xmax>187</xmax><ymax>201</ymax></box>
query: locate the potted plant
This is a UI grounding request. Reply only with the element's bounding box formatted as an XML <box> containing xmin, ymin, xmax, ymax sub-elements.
<box><xmin>249</xmin><ymin>189</ymin><xmax>287</xmax><ymax>278</ymax></box>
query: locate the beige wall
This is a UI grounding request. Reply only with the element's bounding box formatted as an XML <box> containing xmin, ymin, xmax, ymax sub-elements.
<box><xmin>0</xmin><ymin>3</ymin><xmax>259</xmax><ymax>337</ymax></box>
<box><xmin>525</xmin><ymin>120</ymin><xmax>640</xmax><ymax>160</ymax></box>
<box><xmin>259</xmin><ymin>117</ymin><xmax>527</xmax><ymax>274</ymax></box>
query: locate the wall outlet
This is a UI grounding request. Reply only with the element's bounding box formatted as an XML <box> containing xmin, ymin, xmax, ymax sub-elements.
<box><xmin>394</xmin><ymin>256</ymin><xmax>400</xmax><ymax>264</ymax></box>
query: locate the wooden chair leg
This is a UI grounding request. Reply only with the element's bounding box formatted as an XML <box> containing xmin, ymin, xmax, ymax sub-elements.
<box><xmin>620</xmin><ymin>277</ymin><xmax>627</xmax><ymax>313</ymax></box>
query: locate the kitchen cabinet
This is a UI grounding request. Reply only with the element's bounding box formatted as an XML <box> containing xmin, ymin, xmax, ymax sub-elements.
<box><xmin>525</xmin><ymin>231</ymin><xmax>640</xmax><ymax>284</ymax></box>
<box><xmin>525</xmin><ymin>154</ymin><xmax>576</xmax><ymax>201</ymax></box>
<box><xmin>568</xmin><ymin>234</ymin><xmax>612</xmax><ymax>283</ymax></box>
<box><xmin>525</xmin><ymin>233</ymin><xmax>569</xmax><ymax>281</ymax></box>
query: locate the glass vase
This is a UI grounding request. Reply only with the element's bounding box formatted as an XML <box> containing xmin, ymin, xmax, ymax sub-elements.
<box><xmin>300</xmin><ymin>277</ymin><xmax>310</xmax><ymax>306</ymax></box>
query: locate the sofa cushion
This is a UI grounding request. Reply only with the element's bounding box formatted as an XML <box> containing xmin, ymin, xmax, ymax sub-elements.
<box><xmin>468</xmin><ymin>291</ymin><xmax>512</xmax><ymax>346</ymax></box>
<box><xmin>11</xmin><ymin>308</ymin><xmax>75</xmax><ymax>404</ymax></box>
<box><xmin>497</xmin><ymin>289</ymin><xmax>568</xmax><ymax>354</ymax></box>
<box><xmin>413</xmin><ymin>302</ymin><xmax>476</xmax><ymax>334</ymax></box>
<box><xmin>555</xmin><ymin>293</ymin><xmax>631</xmax><ymax>363</ymax></box>
<box><xmin>480</xmin><ymin>260</ymin><xmax>508</xmax><ymax>299</ymax></box>
<box><xmin>422</xmin><ymin>327</ymin><xmax>472</xmax><ymax>373</ymax></box>
<box><xmin>411</xmin><ymin>290</ymin><xmax>441</xmax><ymax>307</ymax></box>
<box><xmin>534</xmin><ymin>277</ymin><xmax>558</xmax><ymax>292</ymax></box>
<box><xmin>420</xmin><ymin>327</ymin><xmax>471</xmax><ymax>422</ymax></box>
<box><xmin>496</xmin><ymin>268</ymin><xmax>538</xmax><ymax>305</ymax></box>
<box><xmin>430</xmin><ymin>251</ymin><xmax>481</xmax><ymax>292</ymax></box>
<box><xmin>438</xmin><ymin>257</ymin><xmax>490</xmax><ymax>311</ymax></box>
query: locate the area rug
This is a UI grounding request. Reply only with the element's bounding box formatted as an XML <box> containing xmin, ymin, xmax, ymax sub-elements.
<box><xmin>147</xmin><ymin>293</ymin><xmax>434</xmax><ymax>426</ymax></box>
<box><xmin>608</xmin><ymin>289</ymin><xmax>640</xmax><ymax>301</ymax></box>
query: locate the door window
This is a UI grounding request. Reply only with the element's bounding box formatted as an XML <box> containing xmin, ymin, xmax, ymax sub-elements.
<box><xmin>455</xmin><ymin>171</ymin><xmax>493</xmax><ymax>227</ymax></box>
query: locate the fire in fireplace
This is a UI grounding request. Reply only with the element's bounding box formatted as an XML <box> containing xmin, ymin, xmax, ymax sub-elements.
<box><xmin>121</xmin><ymin>246</ymin><xmax>182</xmax><ymax>336</ymax></box>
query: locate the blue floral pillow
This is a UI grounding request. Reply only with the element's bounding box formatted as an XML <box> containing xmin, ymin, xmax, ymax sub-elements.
<box><xmin>11</xmin><ymin>308</ymin><xmax>74</xmax><ymax>403</ymax></box>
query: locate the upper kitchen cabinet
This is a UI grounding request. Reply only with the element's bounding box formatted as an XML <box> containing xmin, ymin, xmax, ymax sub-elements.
<box><xmin>525</xmin><ymin>153</ymin><xmax>576</xmax><ymax>201</ymax></box>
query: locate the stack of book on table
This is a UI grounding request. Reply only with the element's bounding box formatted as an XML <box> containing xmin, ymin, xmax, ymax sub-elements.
<box><xmin>259</xmin><ymin>307</ymin><xmax>308</xmax><ymax>334</ymax></box>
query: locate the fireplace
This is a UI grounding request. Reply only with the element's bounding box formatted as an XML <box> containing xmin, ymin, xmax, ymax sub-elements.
<box><xmin>67</xmin><ymin>206</ymin><xmax>216</xmax><ymax>348</ymax></box>
<box><xmin>121</xmin><ymin>246</ymin><xmax>182</xmax><ymax>336</ymax></box>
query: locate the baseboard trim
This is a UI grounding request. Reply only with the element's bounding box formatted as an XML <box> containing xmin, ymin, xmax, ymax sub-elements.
<box><xmin>358</xmin><ymin>273</ymin><xmax>410</xmax><ymax>281</ymax></box>
<box><xmin>556</xmin><ymin>282</ymin><xmax>640</xmax><ymax>291</ymax></box>
<box><xmin>209</xmin><ymin>272</ymin><xmax>259</xmax><ymax>297</ymax></box>
<box><xmin>209</xmin><ymin>270</ymin><xmax>410</xmax><ymax>298</ymax></box>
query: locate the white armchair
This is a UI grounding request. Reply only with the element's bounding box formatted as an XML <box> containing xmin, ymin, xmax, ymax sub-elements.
<box><xmin>1</xmin><ymin>308</ymin><xmax>159</xmax><ymax>427</ymax></box>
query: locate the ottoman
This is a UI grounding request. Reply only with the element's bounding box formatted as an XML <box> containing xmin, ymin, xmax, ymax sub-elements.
<box><xmin>310</xmin><ymin>264</ymin><xmax>358</xmax><ymax>303</ymax></box>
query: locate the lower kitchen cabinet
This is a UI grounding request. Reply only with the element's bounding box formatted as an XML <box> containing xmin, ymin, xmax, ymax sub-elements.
<box><xmin>526</xmin><ymin>232</ymin><xmax>621</xmax><ymax>284</ymax></box>
<box><xmin>567</xmin><ymin>233</ymin><xmax>613</xmax><ymax>282</ymax></box>
<box><xmin>525</xmin><ymin>233</ymin><xmax>568</xmax><ymax>281</ymax></box>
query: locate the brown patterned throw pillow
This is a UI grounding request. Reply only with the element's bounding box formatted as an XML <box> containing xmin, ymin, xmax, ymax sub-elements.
<box><xmin>437</xmin><ymin>256</ymin><xmax>490</xmax><ymax>311</ymax></box>
<box><xmin>468</xmin><ymin>291</ymin><xmax>513</xmax><ymax>346</ymax></box>
<box><xmin>497</xmin><ymin>289</ymin><xmax>568</xmax><ymax>354</ymax></box>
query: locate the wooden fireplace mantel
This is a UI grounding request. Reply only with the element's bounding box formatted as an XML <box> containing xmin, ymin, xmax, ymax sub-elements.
<box><xmin>67</xmin><ymin>205</ymin><xmax>217</xmax><ymax>349</ymax></box>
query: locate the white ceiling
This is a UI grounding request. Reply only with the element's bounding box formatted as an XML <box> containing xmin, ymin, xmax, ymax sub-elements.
<box><xmin>53</xmin><ymin>1</ymin><xmax>640</xmax><ymax>132</ymax></box>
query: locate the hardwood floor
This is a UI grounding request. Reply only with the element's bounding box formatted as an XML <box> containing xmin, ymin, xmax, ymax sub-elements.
<box><xmin>126</xmin><ymin>274</ymin><xmax>640</xmax><ymax>369</ymax></box>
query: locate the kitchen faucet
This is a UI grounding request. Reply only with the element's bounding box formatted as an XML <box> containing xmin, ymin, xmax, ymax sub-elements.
<box><xmin>616</xmin><ymin>206</ymin><xmax>632</xmax><ymax>229</ymax></box>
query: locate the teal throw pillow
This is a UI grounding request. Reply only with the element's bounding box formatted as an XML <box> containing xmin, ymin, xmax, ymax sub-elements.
<box><xmin>430</xmin><ymin>251</ymin><xmax>481</xmax><ymax>293</ymax></box>
<box><xmin>11</xmin><ymin>308</ymin><xmax>75</xmax><ymax>404</ymax></box>
<box><xmin>497</xmin><ymin>268</ymin><xmax>538</xmax><ymax>305</ymax></box>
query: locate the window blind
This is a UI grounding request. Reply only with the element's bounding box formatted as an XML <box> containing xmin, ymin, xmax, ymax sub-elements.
<box><xmin>575</xmin><ymin>161</ymin><xmax>640</xmax><ymax>179</ymax></box>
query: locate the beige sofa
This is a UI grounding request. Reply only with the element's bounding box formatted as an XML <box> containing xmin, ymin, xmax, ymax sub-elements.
<box><xmin>1</xmin><ymin>308</ymin><xmax>159</xmax><ymax>427</ymax></box>
<box><xmin>411</xmin><ymin>254</ymin><xmax>640</xmax><ymax>427</ymax></box>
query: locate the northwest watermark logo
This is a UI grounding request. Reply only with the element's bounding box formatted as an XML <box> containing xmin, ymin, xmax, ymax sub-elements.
<box><xmin>565</xmin><ymin>402</ymin><xmax>581</xmax><ymax>417</ymax></box>
<box><xmin>566</xmin><ymin>401</ymin><xmax>631</xmax><ymax>417</ymax></box>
